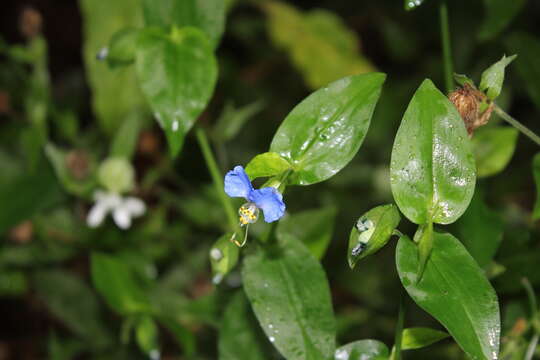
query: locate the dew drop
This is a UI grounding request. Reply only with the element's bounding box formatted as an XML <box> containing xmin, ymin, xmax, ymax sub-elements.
<box><xmin>212</xmin><ymin>273</ymin><xmax>224</xmax><ymax>285</ymax></box>
<box><xmin>96</xmin><ymin>47</ymin><xmax>108</xmax><ymax>61</ymax></box>
<box><xmin>269</xmin><ymin>336</ymin><xmax>275</xmax><ymax>342</ymax></box>
<box><xmin>172</xmin><ymin>120</ymin><xmax>179</xmax><ymax>132</ymax></box>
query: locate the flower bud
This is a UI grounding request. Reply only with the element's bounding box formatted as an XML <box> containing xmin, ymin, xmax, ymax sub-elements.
<box><xmin>98</xmin><ymin>157</ymin><xmax>135</xmax><ymax>194</ymax></box>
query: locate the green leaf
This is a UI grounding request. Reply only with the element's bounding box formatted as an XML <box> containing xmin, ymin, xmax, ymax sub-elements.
<box><xmin>277</xmin><ymin>206</ymin><xmax>337</xmax><ymax>260</ymax></box>
<box><xmin>347</xmin><ymin>204</ymin><xmax>401</xmax><ymax>268</ymax></box>
<box><xmin>263</xmin><ymin>1</ymin><xmax>375</xmax><ymax>89</ymax></box>
<box><xmin>45</xmin><ymin>144</ymin><xmax>96</xmax><ymax>196</ymax></box>
<box><xmin>478</xmin><ymin>0</ymin><xmax>526</xmax><ymax>41</ymax></box>
<box><xmin>34</xmin><ymin>270</ymin><xmax>110</xmax><ymax>349</ymax></box>
<box><xmin>404</xmin><ymin>0</ymin><xmax>427</xmax><ymax>11</ymax></box>
<box><xmin>396</xmin><ymin>233</ymin><xmax>500</xmax><ymax>360</ymax></box>
<box><xmin>414</xmin><ymin>222</ymin><xmax>433</xmax><ymax>279</ymax></box>
<box><xmin>472</xmin><ymin>127</ymin><xmax>518</xmax><ymax>178</ymax></box>
<box><xmin>110</xmin><ymin>113</ymin><xmax>143</xmax><ymax>159</ymax></box>
<box><xmin>270</xmin><ymin>72</ymin><xmax>385</xmax><ymax>185</ymax></box>
<box><xmin>390</xmin><ymin>79</ymin><xmax>476</xmax><ymax>225</ymax></box>
<box><xmin>209</xmin><ymin>232</ymin><xmax>239</xmax><ymax>284</ymax></box>
<box><xmin>79</xmin><ymin>0</ymin><xmax>146</xmax><ymax>134</ymax></box>
<box><xmin>219</xmin><ymin>292</ymin><xmax>275</xmax><ymax>360</ymax></box>
<box><xmin>245</xmin><ymin>152</ymin><xmax>292</xmax><ymax>180</ymax></box>
<box><xmin>141</xmin><ymin>0</ymin><xmax>226</xmax><ymax>48</ymax></box>
<box><xmin>479</xmin><ymin>54</ymin><xmax>517</xmax><ymax>101</ymax></box>
<box><xmin>504</xmin><ymin>32</ymin><xmax>540</xmax><ymax>109</ymax></box>
<box><xmin>243</xmin><ymin>235</ymin><xmax>336</xmax><ymax>360</ymax></box>
<box><xmin>135</xmin><ymin>315</ymin><xmax>159</xmax><ymax>356</ymax></box>
<box><xmin>335</xmin><ymin>340</ymin><xmax>389</xmax><ymax>360</ymax></box>
<box><xmin>455</xmin><ymin>190</ymin><xmax>503</xmax><ymax>267</ymax></box>
<box><xmin>0</xmin><ymin>164</ymin><xmax>63</xmax><ymax>235</ymax></box>
<box><xmin>91</xmin><ymin>252</ymin><xmax>151</xmax><ymax>314</ymax></box>
<box><xmin>532</xmin><ymin>153</ymin><xmax>540</xmax><ymax>220</ymax></box>
<box><xmin>106</xmin><ymin>27</ymin><xmax>140</xmax><ymax>67</ymax></box>
<box><xmin>135</xmin><ymin>27</ymin><xmax>218</xmax><ymax>156</ymax></box>
<box><xmin>401</xmin><ymin>327</ymin><xmax>449</xmax><ymax>350</ymax></box>
<box><xmin>212</xmin><ymin>100</ymin><xmax>265</xmax><ymax>142</ymax></box>
<box><xmin>454</xmin><ymin>73</ymin><xmax>475</xmax><ymax>87</ymax></box>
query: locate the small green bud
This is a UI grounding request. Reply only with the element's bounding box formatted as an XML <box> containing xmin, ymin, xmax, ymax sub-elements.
<box><xmin>98</xmin><ymin>157</ymin><xmax>134</xmax><ymax>194</ymax></box>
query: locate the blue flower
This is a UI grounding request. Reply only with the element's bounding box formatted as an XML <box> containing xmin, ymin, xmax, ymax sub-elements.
<box><xmin>224</xmin><ymin>166</ymin><xmax>286</xmax><ymax>224</ymax></box>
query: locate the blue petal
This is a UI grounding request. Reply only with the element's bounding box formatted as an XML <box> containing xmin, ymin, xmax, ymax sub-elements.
<box><xmin>248</xmin><ymin>187</ymin><xmax>286</xmax><ymax>223</ymax></box>
<box><xmin>224</xmin><ymin>166</ymin><xmax>253</xmax><ymax>199</ymax></box>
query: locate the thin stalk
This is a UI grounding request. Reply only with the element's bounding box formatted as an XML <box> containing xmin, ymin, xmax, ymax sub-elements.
<box><xmin>195</xmin><ymin>127</ymin><xmax>237</xmax><ymax>230</ymax></box>
<box><xmin>439</xmin><ymin>0</ymin><xmax>454</xmax><ymax>93</ymax></box>
<box><xmin>494</xmin><ymin>105</ymin><xmax>540</xmax><ymax>146</ymax></box>
<box><xmin>390</xmin><ymin>295</ymin><xmax>405</xmax><ymax>360</ymax></box>
<box><xmin>525</xmin><ymin>333</ymin><xmax>539</xmax><ymax>360</ymax></box>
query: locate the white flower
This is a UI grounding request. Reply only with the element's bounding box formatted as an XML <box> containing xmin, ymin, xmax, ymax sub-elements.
<box><xmin>87</xmin><ymin>190</ymin><xmax>146</xmax><ymax>229</ymax></box>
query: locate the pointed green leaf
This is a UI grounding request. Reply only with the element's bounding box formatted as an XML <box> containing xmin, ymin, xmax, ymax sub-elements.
<box><xmin>401</xmin><ymin>327</ymin><xmax>449</xmax><ymax>350</ymax></box>
<box><xmin>504</xmin><ymin>32</ymin><xmax>540</xmax><ymax>109</ymax></box>
<box><xmin>212</xmin><ymin>100</ymin><xmax>265</xmax><ymax>142</ymax></box>
<box><xmin>219</xmin><ymin>292</ymin><xmax>275</xmax><ymax>360</ymax></box>
<box><xmin>135</xmin><ymin>27</ymin><xmax>217</xmax><ymax>157</ymax></box>
<box><xmin>277</xmin><ymin>206</ymin><xmax>337</xmax><ymax>260</ymax></box>
<box><xmin>135</xmin><ymin>316</ymin><xmax>159</xmax><ymax>356</ymax></box>
<box><xmin>454</xmin><ymin>73</ymin><xmax>475</xmax><ymax>87</ymax></box>
<box><xmin>209</xmin><ymin>232</ymin><xmax>239</xmax><ymax>284</ymax></box>
<box><xmin>245</xmin><ymin>152</ymin><xmax>292</xmax><ymax>180</ymax></box>
<box><xmin>90</xmin><ymin>252</ymin><xmax>151</xmax><ymax>314</ymax></box>
<box><xmin>270</xmin><ymin>72</ymin><xmax>386</xmax><ymax>185</ymax></box>
<box><xmin>348</xmin><ymin>204</ymin><xmax>401</xmax><ymax>268</ymax></box>
<box><xmin>390</xmin><ymin>79</ymin><xmax>476</xmax><ymax>225</ymax></box>
<box><xmin>141</xmin><ymin>0</ymin><xmax>225</xmax><ymax>48</ymax></box>
<box><xmin>335</xmin><ymin>340</ymin><xmax>389</xmax><ymax>360</ymax></box>
<box><xmin>478</xmin><ymin>0</ymin><xmax>526</xmax><ymax>41</ymax></box>
<box><xmin>243</xmin><ymin>235</ymin><xmax>336</xmax><ymax>360</ymax></box>
<box><xmin>396</xmin><ymin>233</ymin><xmax>500</xmax><ymax>360</ymax></box>
<box><xmin>472</xmin><ymin>127</ymin><xmax>518</xmax><ymax>178</ymax></box>
<box><xmin>479</xmin><ymin>54</ymin><xmax>517</xmax><ymax>100</ymax></box>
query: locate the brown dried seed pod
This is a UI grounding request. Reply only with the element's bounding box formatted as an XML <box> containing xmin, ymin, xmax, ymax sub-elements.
<box><xmin>448</xmin><ymin>83</ymin><xmax>493</xmax><ymax>136</ymax></box>
<box><xmin>65</xmin><ymin>150</ymin><xmax>90</xmax><ymax>180</ymax></box>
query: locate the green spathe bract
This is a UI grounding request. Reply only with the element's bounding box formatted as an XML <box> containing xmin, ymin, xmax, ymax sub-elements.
<box><xmin>390</xmin><ymin>79</ymin><xmax>476</xmax><ymax>225</ymax></box>
<box><xmin>270</xmin><ymin>72</ymin><xmax>386</xmax><ymax>185</ymax></box>
<box><xmin>136</xmin><ymin>26</ymin><xmax>217</xmax><ymax>157</ymax></box>
<box><xmin>242</xmin><ymin>235</ymin><xmax>336</xmax><ymax>360</ymax></box>
<box><xmin>396</xmin><ymin>233</ymin><xmax>500</xmax><ymax>360</ymax></box>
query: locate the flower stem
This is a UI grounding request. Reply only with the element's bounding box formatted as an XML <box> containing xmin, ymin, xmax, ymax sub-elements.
<box><xmin>439</xmin><ymin>0</ymin><xmax>454</xmax><ymax>93</ymax></box>
<box><xmin>494</xmin><ymin>105</ymin><xmax>540</xmax><ymax>146</ymax></box>
<box><xmin>195</xmin><ymin>127</ymin><xmax>238</xmax><ymax>230</ymax></box>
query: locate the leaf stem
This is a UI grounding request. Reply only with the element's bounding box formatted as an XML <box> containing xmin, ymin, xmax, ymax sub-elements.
<box><xmin>494</xmin><ymin>105</ymin><xmax>540</xmax><ymax>146</ymax></box>
<box><xmin>439</xmin><ymin>0</ymin><xmax>454</xmax><ymax>93</ymax></box>
<box><xmin>195</xmin><ymin>127</ymin><xmax>238</xmax><ymax>230</ymax></box>
<box><xmin>525</xmin><ymin>334</ymin><xmax>539</xmax><ymax>360</ymax></box>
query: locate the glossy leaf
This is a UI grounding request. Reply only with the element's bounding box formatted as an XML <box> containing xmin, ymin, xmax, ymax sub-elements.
<box><xmin>479</xmin><ymin>54</ymin><xmax>517</xmax><ymax>100</ymax></box>
<box><xmin>141</xmin><ymin>0</ymin><xmax>225</xmax><ymax>48</ymax></box>
<box><xmin>532</xmin><ymin>153</ymin><xmax>540</xmax><ymax>220</ymax></box>
<box><xmin>478</xmin><ymin>0</ymin><xmax>526</xmax><ymax>41</ymax></box>
<box><xmin>455</xmin><ymin>190</ymin><xmax>503</xmax><ymax>267</ymax></box>
<box><xmin>396</xmin><ymin>233</ymin><xmax>500</xmax><ymax>360</ymax></box>
<box><xmin>263</xmin><ymin>1</ymin><xmax>375</xmax><ymax>89</ymax></box>
<box><xmin>90</xmin><ymin>252</ymin><xmax>151</xmax><ymax>314</ymax></box>
<box><xmin>242</xmin><ymin>234</ymin><xmax>336</xmax><ymax>360</ymax></box>
<box><xmin>504</xmin><ymin>32</ymin><xmax>540</xmax><ymax>109</ymax></box>
<box><xmin>219</xmin><ymin>292</ymin><xmax>274</xmax><ymax>360</ymax></box>
<box><xmin>404</xmin><ymin>0</ymin><xmax>427</xmax><ymax>11</ymax></box>
<box><xmin>209</xmin><ymin>232</ymin><xmax>239</xmax><ymax>284</ymax></box>
<box><xmin>79</xmin><ymin>0</ymin><xmax>145</xmax><ymax>134</ymax></box>
<box><xmin>270</xmin><ymin>73</ymin><xmax>385</xmax><ymax>185</ymax></box>
<box><xmin>472</xmin><ymin>127</ymin><xmax>518</xmax><ymax>178</ymax></box>
<box><xmin>401</xmin><ymin>327</ymin><xmax>449</xmax><ymax>350</ymax></box>
<box><xmin>390</xmin><ymin>79</ymin><xmax>476</xmax><ymax>225</ymax></box>
<box><xmin>277</xmin><ymin>206</ymin><xmax>337</xmax><ymax>260</ymax></box>
<box><xmin>136</xmin><ymin>27</ymin><xmax>217</xmax><ymax>156</ymax></box>
<box><xmin>347</xmin><ymin>204</ymin><xmax>401</xmax><ymax>268</ymax></box>
<box><xmin>335</xmin><ymin>340</ymin><xmax>389</xmax><ymax>360</ymax></box>
<box><xmin>245</xmin><ymin>152</ymin><xmax>292</xmax><ymax>180</ymax></box>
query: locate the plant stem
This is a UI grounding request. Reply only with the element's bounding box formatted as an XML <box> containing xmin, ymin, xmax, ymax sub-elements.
<box><xmin>494</xmin><ymin>105</ymin><xmax>540</xmax><ymax>146</ymax></box>
<box><xmin>195</xmin><ymin>127</ymin><xmax>238</xmax><ymax>230</ymax></box>
<box><xmin>439</xmin><ymin>0</ymin><xmax>454</xmax><ymax>93</ymax></box>
<box><xmin>525</xmin><ymin>334</ymin><xmax>539</xmax><ymax>360</ymax></box>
